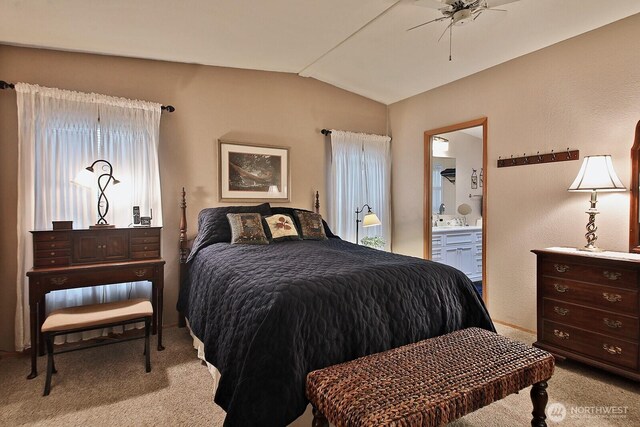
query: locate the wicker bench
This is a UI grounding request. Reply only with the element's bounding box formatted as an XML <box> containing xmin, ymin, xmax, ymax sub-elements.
<box><xmin>306</xmin><ymin>328</ymin><xmax>554</xmax><ymax>427</ymax></box>
<box><xmin>41</xmin><ymin>298</ymin><xmax>153</xmax><ymax>396</ymax></box>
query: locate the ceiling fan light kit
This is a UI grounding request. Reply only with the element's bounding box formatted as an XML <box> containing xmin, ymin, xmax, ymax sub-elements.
<box><xmin>409</xmin><ymin>0</ymin><xmax>516</xmax><ymax>60</ymax></box>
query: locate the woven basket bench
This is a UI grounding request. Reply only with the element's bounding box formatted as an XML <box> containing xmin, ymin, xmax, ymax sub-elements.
<box><xmin>306</xmin><ymin>327</ymin><xmax>554</xmax><ymax>427</ymax></box>
<box><xmin>41</xmin><ymin>298</ymin><xmax>153</xmax><ymax>396</ymax></box>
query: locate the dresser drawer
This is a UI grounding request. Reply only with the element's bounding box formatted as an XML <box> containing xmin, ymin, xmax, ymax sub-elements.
<box><xmin>543</xmin><ymin>320</ymin><xmax>638</xmax><ymax>370</ymax></box>
<box><xmin>41</xmin><ymin>267</ymin><xmax>156</xmax><ymax>290</ymax></box>
<box><xmin>542</xmin><ymin>277</ymin><xmax>638</xmax><ymax>315</ymax></box>
<box><xmin>34</xmin><ymin>240</ymin><xmax>71</xmax><ymax>250</ymax></box>
<box><xmin>543</xmin><ymin>298</ymin><xmax>639</xmax><ymax>341</ymax></box>
<box><xmin>541</xmin><ymin>259</ymin><xmax>638</xmax><ymax>289</ymax></box>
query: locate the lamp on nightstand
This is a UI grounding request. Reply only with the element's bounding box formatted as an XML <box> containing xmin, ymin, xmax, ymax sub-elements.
<box><xmin>568</xmin><ymin>155</ymin><xmax>626</xmax><ymax>252</ymax></box>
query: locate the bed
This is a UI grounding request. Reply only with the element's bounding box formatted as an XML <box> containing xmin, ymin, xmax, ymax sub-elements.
<box><xmin>176</xmin><ymin>190</ymin><xmax>494</xmax><ymax>427</ymax></box>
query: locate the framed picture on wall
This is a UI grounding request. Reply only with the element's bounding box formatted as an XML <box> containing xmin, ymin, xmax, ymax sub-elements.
<box><xmin>219</xmin><ymin>140</ymin><xmax>290</xmax><ymax>202</ymax></box>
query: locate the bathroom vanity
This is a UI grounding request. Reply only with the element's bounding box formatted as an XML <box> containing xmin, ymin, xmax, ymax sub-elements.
<box><xmin>431</xmin><ymin>226</ymin><xmax>482</xmax><ymax>282</ymax></box>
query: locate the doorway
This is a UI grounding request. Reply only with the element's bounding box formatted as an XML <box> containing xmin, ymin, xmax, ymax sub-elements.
<box><xmin>424</xmin><ymin>118</ymin><xmax>487</xmax><ymax>303</ymax></box>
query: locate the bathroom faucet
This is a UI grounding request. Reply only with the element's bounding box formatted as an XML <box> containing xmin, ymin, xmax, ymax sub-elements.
<box><xmin>439</xmin><ymin>203</ymin><xmax>445</xmax><ymax>215</ymax></box>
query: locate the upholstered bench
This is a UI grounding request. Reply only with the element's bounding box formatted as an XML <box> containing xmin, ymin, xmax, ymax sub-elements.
<box><xmin>41</xmin><ymin>298</ymin><xmax>153</xmax><ymax>396</ymax></box>
<box><xmin>306</xmin><ymin>327</ymin><xmax>555</xmax><ymax>427</ymax></box>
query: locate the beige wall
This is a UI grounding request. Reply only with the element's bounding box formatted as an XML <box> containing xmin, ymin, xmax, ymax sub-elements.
<box><xmin>0</xmin><ymin>45</ymin><xmax>387</xmax><ymax>351</ymax></box>
<box><xmin>389</xmin><ymin>13</ymin><xmax>640</xmax><ymax>331</ymax></box>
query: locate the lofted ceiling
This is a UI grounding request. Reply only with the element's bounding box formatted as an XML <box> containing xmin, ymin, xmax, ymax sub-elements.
<box><xmin>1</xmin><ymin>0</ymin><xmax>639</xmax><ymax>104</ymax></box>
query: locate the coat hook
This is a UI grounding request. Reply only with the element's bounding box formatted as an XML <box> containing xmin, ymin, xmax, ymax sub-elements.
<box><xmin>523</xmin><ymin>153</ymin><xmax>529</xmax><ymax>164</ymax></box>
<box><xmin>566</xmin><ymin>147</ymin><xmax>571</xmax><ymax>159</ymax></box>
<box><xmin>511</xmin><ymin>155</ymin><xmax>516</xmax><ymax>165</ymax></box>
<box><xmin>537</xmin><ymin>151</ymin><xmax>542</xmax><ymax>162</ymax></box>
<box><xmin>551</xmin><ymin>150</ymin><xmax>556</xmax><ymax>161</ymax></box>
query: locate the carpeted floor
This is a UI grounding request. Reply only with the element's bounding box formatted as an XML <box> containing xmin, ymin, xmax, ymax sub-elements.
<box><xmin>0</xmin><ymin>324</ymin><xmax>637</xmax><ymax>426</ymax></box>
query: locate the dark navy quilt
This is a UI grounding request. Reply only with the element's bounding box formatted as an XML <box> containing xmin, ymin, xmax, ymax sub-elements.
<box><xmin>177</xmin><ymin>239</ymin><xmax>494</xmax><ymax>426</ymax></box>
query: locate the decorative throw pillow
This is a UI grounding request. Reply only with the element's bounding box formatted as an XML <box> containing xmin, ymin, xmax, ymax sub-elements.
<box><xmin>187</xmin><ymin>203</ymin><xmax>272</xmax><ymax>261</ymax></box>
<box><xmin>226</xmin><ymin>213</ymin><xmax>269</xmax><ymax>245</ymax></box>
<box><xmin>263</xmin><ymin>214</ymin><xmax>301</xmax><ymax>242</ymax></box>
<box><xmin>270</xmin><ymin>206</ymin><xmax>338</xmax><ymax>238</ymax></box>
<box><xmin>294</xmin><ymin>210</ymin><xmax>328</xmax><ymax>240</ymax></box>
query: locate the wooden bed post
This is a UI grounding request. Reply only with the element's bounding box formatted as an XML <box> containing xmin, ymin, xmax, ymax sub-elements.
<box><xmin>178</xmin><ymin>187</ymin><xmax>187</xmax><ymax>327</ymax></box>
<box><xmin>315</xmin><ymin>191</ymin><xmax>320</xmax><ymax>214</ymax></box>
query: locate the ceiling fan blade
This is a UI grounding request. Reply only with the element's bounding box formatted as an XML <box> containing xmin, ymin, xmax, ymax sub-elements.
<box><xmin>488</xmin><ymin>0</ymin><xmax>519</xmax><ymax>7</ymax></box>
<box><xmin>406</xmin><ymin>16</ymin><xmax>449</xmax><ymax>32</ymax></box>
<box><xmin>411</xmin><ymin>0</ymin><xmax>452</xmax><ymax>9</ymax></box>
<box><xmin>437</xmin><ymin>21</ymin><xmax>454</xmax><ymax>42</ymax></box>
<box><xmin>482</xmin><ymin>8</ymin><xmax>508</xmax><ymax>12</ymax></box>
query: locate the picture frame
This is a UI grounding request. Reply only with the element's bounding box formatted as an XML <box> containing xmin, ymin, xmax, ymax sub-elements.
<box><xmin>219</xmin><ymin>139</ymin><xmax>290</xmax><ymax>202</ymax></box>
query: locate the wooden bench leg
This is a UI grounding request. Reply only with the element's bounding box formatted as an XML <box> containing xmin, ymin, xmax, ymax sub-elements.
<box><xmin>530</xmin><ymin>381</ymin><xmax>548</xmax><ymax>427</ymax></box>
<box><xmin>43</xmin><ymin>334</ymin><xmax>54</xmax><ymax>396</ymax></box>
<box><xmin>312</xmin><ymin>405</ymin><xmax>328</xmax><ymax>427</ymax></box>
<box><xmin>144</xmin><ymin>317</ymin><xmax>151</xmax><ymax>373</ymax></box>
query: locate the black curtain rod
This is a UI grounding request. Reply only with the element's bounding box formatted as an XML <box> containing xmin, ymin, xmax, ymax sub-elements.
<box><xmin>321</xmin><ymin>129</ymin><xmax>332</xmax><ymax>135</ymax></box>
<box><xmin>0</xmin><ymin>80</ymin><xmax>175</xmax><ymax>112</ymax></box>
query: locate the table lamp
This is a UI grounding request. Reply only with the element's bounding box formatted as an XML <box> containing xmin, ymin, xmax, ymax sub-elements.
<box><xmin>568</xmin><ymin>155</ymin><xmax>625</xmax><ymax>251</ymax></box>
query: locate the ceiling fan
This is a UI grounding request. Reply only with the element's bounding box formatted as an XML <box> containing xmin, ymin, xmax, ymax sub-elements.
<box><xmin>407</xmin><ymin>0</ymin><xmax>519</xmax><ymax>60</ymax></box>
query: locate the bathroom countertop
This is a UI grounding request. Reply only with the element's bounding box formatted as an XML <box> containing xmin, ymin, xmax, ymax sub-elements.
<box><xmin>432</xmin><ymin>225</ymin><xmax>482</xmax><ymax>233</ymax></box>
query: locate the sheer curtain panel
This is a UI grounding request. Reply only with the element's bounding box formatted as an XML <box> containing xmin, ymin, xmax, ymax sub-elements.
<box><xmin>15</xmin><ymin>83</ymin><xmax>163</xmax><ymax>350</ymax></box>
<box><xmin>329</xmin><ymin>130</ymin><xmax>391</xmax><ymax>251</ymax></box>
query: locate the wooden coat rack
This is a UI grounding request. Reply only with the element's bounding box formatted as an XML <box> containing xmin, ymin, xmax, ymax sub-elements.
<box><xmin>497</xmin><ymin>148</ymin><xmax>579</xmax><ymax>168</ymax></box>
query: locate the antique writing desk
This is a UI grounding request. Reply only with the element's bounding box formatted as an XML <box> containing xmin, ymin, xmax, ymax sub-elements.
<box><xmin>26</xmin><ymin>227</ymin><xmax>165</xmax><ymax>379</ymax></box>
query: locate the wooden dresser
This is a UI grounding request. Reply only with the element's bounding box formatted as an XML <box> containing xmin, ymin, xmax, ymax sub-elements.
<box><xmin>26</xmin><ymin>227</ymin><xmax>164</xmax><ymax>379</ymax></box>
<box><xmin>532</xmin><ymin>248</ymin><xmax>639</xmax><ymax>381</ymax></box>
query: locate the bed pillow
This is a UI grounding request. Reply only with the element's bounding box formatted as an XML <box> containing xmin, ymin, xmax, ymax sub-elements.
<box><xmin>294</xmin><ymin>210</ymin><xmax>328</xmax><ymax>240</ymax></box>
<box><xmin>187</xmin><ymin>203</ymin><xmax>272</xmax><ymax>261</ymax></box>
<box><xmin>262</xmin><ymin>214</ymin><xmax>301</xmax><ymax>242</ymax></box>
<box><xmin>270</xmin><ymin>207</ymin><xmax>338</xmax><ymax>238</ymax></box>
<box><xmin>227</xmin><ymin>213</ymin><xmax>269</xmax><ymax>245</ymax></box>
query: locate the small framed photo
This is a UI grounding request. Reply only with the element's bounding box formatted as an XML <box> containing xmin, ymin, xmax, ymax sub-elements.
<box><xmin>219</xmin><ymin>140</ymin><xmax>290</xmax><ymax>202</ymax></box>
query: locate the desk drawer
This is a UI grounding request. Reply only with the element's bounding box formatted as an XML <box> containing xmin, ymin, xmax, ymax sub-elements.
<box><xmin>543</xmin><ymin>298</ymin><xmax>639</xmax><ymax>341</ymax></box>
<box><xmin>35</xmin><ymin>240</ymin><xmax>71</xmax><ymax>250</ymax></box>
<box><xmin>34</xmin><ymin>257</ymin><xmax>70</xmax><ymax>268</ymax></box>
<box><xmin>131</xmin><ymin>243</ymin><xmax>160</xmax><ymax>252</ymax></box>
<box><xmin>542</xmin><ymin>277</ymin><xmax>638</xmax><ymax>315</ymax></box>
<box><xmin>131</xmin><ymin>251</ymin><xmax>160</xmax><ymax>259</ymax></box>
<box><xmin>541</xmin><ymin>259</ymin><xmax>638</xmax><ymax>289</ymax></box>
<box><xmin>131</xmin><ymin>228</ymin><xmax>160</xmax><ymax>238</ymax></box>
<box><xmin>543</xmin><ymin>320</ymin><xmax>638</xmax><ymax>370</ymax></box>
<box><xmin>36</xmin><ymin>249</ymin><xmax>71</xmax><ymax>259</ymax></box>
<box><xmin>33</xmin><ymin>232</ymin><xmax>70</xmax><ymax>242</ymax></box>
<box><xmin>131</xmin><ymin>236</ymin><xmax>160</xmax><ymax>245</ymax></box>
<box><xmin>43</xmin><ymin>267</ymin><xmax>156</xmax><ymax>290</ymax></box>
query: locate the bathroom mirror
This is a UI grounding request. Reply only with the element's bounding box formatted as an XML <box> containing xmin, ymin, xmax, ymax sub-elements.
<box><xmin>629</xmin><ymin>120</ymin><xmax>640</xmax><ymax>253</ymax></box>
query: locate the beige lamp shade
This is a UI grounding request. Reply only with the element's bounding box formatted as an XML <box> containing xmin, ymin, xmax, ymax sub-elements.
<box><xmin>363</xmin><ymin>211</ymin><xmax>381</xmax><ymax>227</ymax></box>
<box><xmin>568</xmin><ymin>155</ymin><xmax>626</xmax><ymax>192</ymax></box>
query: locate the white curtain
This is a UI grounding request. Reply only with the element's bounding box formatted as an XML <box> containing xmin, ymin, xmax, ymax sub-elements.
<box><xmin>329</xmin><ymin>130</ymin><xmax>391</xmax><ymax>250</ymax></box>
<box><xmin>15</xmin><ymin>83</ymin><xmax>163</xmax><ymax>350</ymax></box>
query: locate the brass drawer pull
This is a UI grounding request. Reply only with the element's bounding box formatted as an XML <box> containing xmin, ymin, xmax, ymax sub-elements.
<box><xmin>553</xmin><ymin>329</ymin><xmax>569</xmax><ymax>339</ymax></box>
<box><xmin>603</xmin><ymin>271</ymin><xmax>622</xmax><ymax>280</ymax></box>
<box><xmin>553</xmin><ymin>283</ymin><xmax>569</xmax><ymax>293</ymax></box>
<box><xmin>603</xmin><ymin>318</ymin><xmax>622</xmax><ymax>329</ymax></box>
<box><xmin>134</xmin><ymin>269</ymin><xmax>147</xmax><ymax>277</ymax></box>
<box><xmin>51</xmin><ymin>276</ymin><xmax>68</xmax><ymax>285</ymax></box>
<box><xmin>602</xmin><ymin>293</ymin><xmax>622</xmax><ymax>303</ymax></box>
<box><xmin>553</xmin><ymin>306</ymin><xmax>569</xmax><ymax>316</ymax></box>
<box><xmin>602</xmin><ymin>344</ymin><xmax>622</xmax><ymax>355</ymax></box>
<box><xmin>554</xmin><ymin>264</ymin><xmax>570</xmax><ymax>273</ymax></box>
